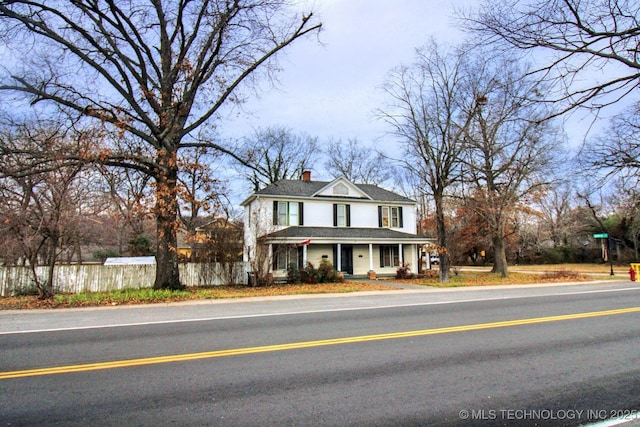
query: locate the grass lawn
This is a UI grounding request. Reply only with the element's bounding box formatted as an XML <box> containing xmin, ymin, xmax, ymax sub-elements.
<box><xmin>0</xmin><ymin>263</ymin><xmax>631</xmax><ymax>310</ymax></box>
<box><xmin>397</xmin><ymin>270</ymin><xmax>594</xmax><ymax>288</ymax></box>
<box><xmin>421</xmin><ymin>263</ymin><xmax>629</xmax><ymax>287</ymax></box>
<box><xmin>0</xmin><ymin>282</ymin><xmax>393</xmax><ymax>310</ymax></box>
<box><xmin>509</xmin><ymin>263</ymin><xmax>627</xmax><ymax>275</ymax></box>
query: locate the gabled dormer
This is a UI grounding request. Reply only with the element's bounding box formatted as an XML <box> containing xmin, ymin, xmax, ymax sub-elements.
<box><xmin>312</xmin><ymin>177</ymin><xmax>372</xmax><ymax>200</ymax></box>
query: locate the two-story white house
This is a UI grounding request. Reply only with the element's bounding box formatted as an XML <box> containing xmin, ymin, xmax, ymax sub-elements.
<box><xmin>241</xmin><ymin>171</ymin><xmax>433</xmax><ymax>279</ymax></box>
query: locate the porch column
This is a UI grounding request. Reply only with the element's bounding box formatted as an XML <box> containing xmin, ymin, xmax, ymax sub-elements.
<box><xmin>337</xmin><ymin>243</ymin><xmax>342</xmax><ymax>271</ymax></box>
<box><xmin>399</xmin><ymin>243</ymin><xmax>404</xmax><ymax>266</ymax></box>
<box><xmin>369</xmin><ymin>243</ymin><xmax>374</xmax><ymax>271</ymax></box>
<box><xmin>268</xmin><ymin>244</ymin><xmax>273</xmax><ymax>273</ymax></box>
<box><xmin>303</xmin><ymin>244</ymin><xmax>308</xmax><ymax>266</ymax></box>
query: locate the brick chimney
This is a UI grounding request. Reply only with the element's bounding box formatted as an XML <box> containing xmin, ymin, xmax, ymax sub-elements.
<box><xmin>301</xmin><ymin>170</ymin><xmax>311</xmax><ymax>181</ymax></box>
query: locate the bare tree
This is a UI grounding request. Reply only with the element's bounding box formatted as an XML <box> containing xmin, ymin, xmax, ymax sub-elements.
<box><xmin>461</xmin><ymin>56</ymin><xmax>562</xmax><ymax>277</ymax></box>
<box><xmin>0</xmin><ymin>121</ymin><xmax>92</xmax><ymax>298</ymax></box>
<box><xmin>177</xmin><ymin>147</ymin><xmax>227</xmax><ymax>234</ymax></box>
<box><xmin>379</xmin><ymin>40</ymin><xmax>480</xmax><ymax>282</ymax></box>
<box><xmin>618</xmin><ymin>187</ymin><xmax>640</xmax><ymax>260</ymax></box>
<box><xmin>237</xmin><ymin>126</ymin><xmax>318</xmax><ymax>191</ymax></box>
<box><xmin>323</xmin><ymin>138</ymin><xmax>394</xmax><ymax>185</ymax></box>
<box><xmin>98</xmin><ymin>159</ymin><xmax>153</xmax><ymax>254</ymax></box>
<box><xmin>460</xmin><ymin>0</ymin><xmax>640</xmax><ymax>115</ymax></box>
<box><xmin>192</xmin><ymin>217</ymin><xmax>244</xmax><ymax>285</ymax></box>
<box><xmin>580</xmin><ymin>104</ymin><xmax>640</xmax><ymax>184</ymax></box>
<box><xmin>606</xmin><ymin>179</ymin><xmax>640</xmax><ymax>261</ymax></box>
<box><xmin>534</xmin><ymin>182</ymin><xmax>578</xmax><ymax>248</ymax></box>
<box><xmin>0</xmin><ymin>1</ymin><xmax>321</xmax><ymax>289</ymax></box>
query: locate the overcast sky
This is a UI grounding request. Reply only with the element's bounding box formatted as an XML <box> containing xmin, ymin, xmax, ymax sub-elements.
<box><xmin>220</xmin><ymin>0</ymin><xmax>475</xmax><ymax>167</ymax></box>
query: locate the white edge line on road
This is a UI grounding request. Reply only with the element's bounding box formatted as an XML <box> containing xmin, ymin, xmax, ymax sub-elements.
<box><xmin>587</xmin><ymin>416</ymin><xmax>640</xmax><ymax>427</ymax></box>
<box><xmin>2</xmin><ymin>286</ymin><xmax>639</xmax><ymax>335</ymax></box>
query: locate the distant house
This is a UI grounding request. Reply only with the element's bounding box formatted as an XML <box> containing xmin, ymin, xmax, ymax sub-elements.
<box><xmin>241</xmin><ymin>171</ymin><xmax>433</xmax><ymax>279</ymax></box>
<box><xmin>178</xmin><ymin>217</ymin><xmax>243</xmax><ymax>263</ymax></box>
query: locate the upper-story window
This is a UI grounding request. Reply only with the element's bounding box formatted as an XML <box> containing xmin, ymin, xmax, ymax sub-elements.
<box><xmin>378</xmin><ymin>206</ymin><xmax>403</xmax><ymax>228</ymax></box>
<box><xmin>273</xmin><ymin>201</ymin><xmax>303</xmax><ymax>226</ymax></box>
<box><xmin>333</xmin><ymin>204</ymin><xmax>351</xmax><ymax>227</ymax></box>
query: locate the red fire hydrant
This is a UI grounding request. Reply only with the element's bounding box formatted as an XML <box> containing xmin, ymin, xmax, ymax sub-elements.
<box><xmin>630</xmin><ymin>267</ymin><xmax>637</xmax><ymax>282</ymax></box>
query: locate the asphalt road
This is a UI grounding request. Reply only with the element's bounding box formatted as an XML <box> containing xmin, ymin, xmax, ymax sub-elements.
<box><xmin>1</xmin><ymin>281</ymin><xmax>640</xmax><ymax>426</ymax></box>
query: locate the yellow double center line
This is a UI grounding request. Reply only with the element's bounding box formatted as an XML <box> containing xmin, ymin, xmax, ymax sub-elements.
<box><xmin>2</xmin><ymin>306</ymin><xmax>640</xmax><ymax>380</ymax></box>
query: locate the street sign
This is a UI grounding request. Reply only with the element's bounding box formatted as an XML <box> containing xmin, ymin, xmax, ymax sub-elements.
<box><xmin>593</xmin><ymin>233</ymin><xmax>608</xmax><ymax>238</ymax></box>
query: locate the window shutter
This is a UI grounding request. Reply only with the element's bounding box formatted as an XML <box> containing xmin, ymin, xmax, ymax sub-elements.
<box><xmin>378</xmin><ymin>206</ymin><xmax>382</xmax><ymax>228</ymax></box>
<box><xmin>333</xmin><ymin>204</ymin><xmax>338</xmax><ymax>227</ymax></box>
<box><xmin>346</xmin><ymin>205</ymin><xmax>351</xmax><ymax>227</ymax></box>
<box><xmin>379</xmin><ymin>246</ymin><xmax>384</xmax><ymax>268</ymax></box>
<box><xmin>299</xmin><ymin>202</ymin><xmax>304</xmax><ymax>225</ymax></box>
<box><xmin>297</xmin><ymin>246</ymin><xmax>304</xmax><ymax>269</ymax></box>
<box><xmin>273</xmin><ymin>201</ymin><xmax>278</xmax><ymax>225</ymax></box>
<box><xmin>399</xmin><ymin>206</ymin><xmax>404</xmax><ymax>228</ymax></box>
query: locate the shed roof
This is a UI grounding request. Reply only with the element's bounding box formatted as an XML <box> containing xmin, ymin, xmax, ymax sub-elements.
<box><xmin>104</xmin><ymin>256</ymin><xmax>156</xmax><ymax>265</ymax></box>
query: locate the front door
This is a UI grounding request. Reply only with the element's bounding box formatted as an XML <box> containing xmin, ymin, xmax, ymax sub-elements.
<box><xmin>340</xmin><ymin>245</ymin><xmax>353</xmax><ymax>275</ymax></box>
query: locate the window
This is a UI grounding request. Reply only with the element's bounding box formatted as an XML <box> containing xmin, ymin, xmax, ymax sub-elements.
<box><xmin>277</xmin><ymin>201</ymin><xmax>288</xmax><ymax>226</ymax></box>
<box><xmin>273</xmin><ymin>201</ymin><xmax>304</xmax><ymax>226</ymax></box>
<box><xmin>273</xmin><ymin>245</ymin><xmax>302</xmax><ymax>270</ymax></box>
<box><xmin>380</xmin><ymin>245</ymin><xmax>400</xmax><ymax>267</ymax></box>
<box><xmin>378</xmin><ymin>206</ymin><xmax>403</xmax><ymax>228</ymax></box>
<box><xmin>333</xmin><ymin>204</ymin><xmax>351</xmax><ymax>227</ymax></box>
<box><xmin>382</xmin><ymin>207</ymin><xmax>389</xmax><ymax>227</ymax></box>
<box><xmin>289</xmin><ymin>202</ymin><xmax>299</xmax><ymax>225</ymax></box>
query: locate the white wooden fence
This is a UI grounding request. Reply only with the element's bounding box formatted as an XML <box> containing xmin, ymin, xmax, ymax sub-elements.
<box><xmin>0</xmin><ymin>262</ymin><xmax>250</xmax><ymax>296</ymax></box>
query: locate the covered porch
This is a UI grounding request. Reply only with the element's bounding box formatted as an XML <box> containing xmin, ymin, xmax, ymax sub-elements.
<box><xmin>263</xmin><ymin>227</ymin><xmax>434</xmax><ymax>279</ymax></box>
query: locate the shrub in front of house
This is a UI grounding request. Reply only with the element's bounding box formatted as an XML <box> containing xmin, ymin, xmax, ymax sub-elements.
<box><xmin>300</xmin><ymin>262</ymin><xmax>320</xmax><ymax>283</ymax></box>
<box><xmin>395</xmin><ymin>263</ymin><xmax>414</xmax><ymax>279</ymax></box>
<box><xmin>287</xmin><ymin>260</ymin><xmax>343</xmax><ymax>284</ymax></box>
<box><xmin>286</xmin><ymin>263</ymin><xmax>302</xmax><ymax>284</ymax></box>
<box><xmin>317</xmin><ymin>259</ymin><xmax>341</xmax><ymax>283</ymax></box>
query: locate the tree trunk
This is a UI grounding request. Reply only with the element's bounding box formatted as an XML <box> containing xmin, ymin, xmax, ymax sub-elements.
<box><xmin>491</xmin><ymin>233</ymin><xmax>508</xmax><ymax>278</ymax></box>
<box><xmin>38</xmin><ymin>239</ymin><xmax>56</xmax><ymax>299</ymax></box>
<box><xmin>41</xmin><ymin>257</ymin><xmax>56</xmax><ymax>299</ymax></box>
<box><xmin>434</xmin><ymin>192</ymin><xmax>449</xmax><ymax>283</ymax></box>
<box><xmin>153</xmin><ymin>149</ymin><xmax>182</xmax><ymax>290</ymax></box>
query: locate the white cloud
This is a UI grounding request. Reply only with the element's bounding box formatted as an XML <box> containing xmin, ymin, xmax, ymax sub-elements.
<box><xmin>221</xmin><ymin>0</ymin><xmax>473</xmax><ymax>148</ymax></box>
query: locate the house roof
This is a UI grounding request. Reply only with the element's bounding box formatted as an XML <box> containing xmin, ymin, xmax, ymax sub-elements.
<box><xmin>263</xmin><ymin>227</ymin><xmax>433</xmax><ymax>244</ymax></box>
<box><xmin>241</xmin><ymin>177</ymin><xmax>414</xmax><ymax>205</ymax></box>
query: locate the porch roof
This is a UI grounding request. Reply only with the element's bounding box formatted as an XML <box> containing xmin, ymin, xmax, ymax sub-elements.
<box><xmin>263</xmin><ymin>227</ymin><xmax>434</xmax><ymax>245</ymax></box>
